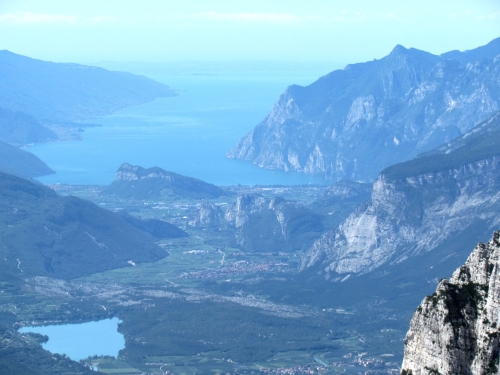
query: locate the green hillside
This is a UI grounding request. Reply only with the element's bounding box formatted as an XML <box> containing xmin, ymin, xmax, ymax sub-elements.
<box><xmin>0</xmin><ymin>172</ymin><xmax>170</xmax><ymax>279</ymax></box>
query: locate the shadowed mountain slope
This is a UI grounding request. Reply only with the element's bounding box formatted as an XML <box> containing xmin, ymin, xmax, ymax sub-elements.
<box><xmin>0</xmin><ymin>171</ymin><xmax>176</xmax><ymax>279</ymax></box>
<box><xmin>0</xmin><ymin>140</ymin><xmax>54</xmax><ymax>178</ymax></box>
<box><xmin>0</xmin><ymin>50</ymin><xmax>176</xmax><ymax>124</ymax></box>
<box><xmin>0</xmin><ymin>106</ymin><xmax>56</xmax><ymax>145</ymax></box>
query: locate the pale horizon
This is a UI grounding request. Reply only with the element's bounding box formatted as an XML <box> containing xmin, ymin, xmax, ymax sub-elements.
<box><xmin>1</xmin><ymin>0</ymin><xmax>499</xmax><ymax>65</ymax></box>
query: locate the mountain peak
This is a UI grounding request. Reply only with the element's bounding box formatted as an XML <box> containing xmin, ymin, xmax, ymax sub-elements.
<box><xmin>390</xmin><ymin>44</ymin><xmax>408</xmax><ymax>54</ymax></box>
<box><xmin>105</xmin><ymin>163</ymin><xmax>226</xmax><ymax>200</ymax></box>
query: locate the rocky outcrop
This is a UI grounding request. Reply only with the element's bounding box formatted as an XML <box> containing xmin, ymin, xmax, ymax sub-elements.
<box><xmin>300</xmin><ymin>112</ymin><xmax>500</xmax><ymax>277</ymax></box>
<box><xmin>228</xmin><ymin>37</ymin><xmax>500</xmax><ymax>181</ymax></box>
<box><xmin>224</xmin><ymin>194</ymin><xmax>269</xmax><ymax>228</ymax></box>
<box><xmin>232</xmin><ymin>195</ymin><xmax>324</xmax><ymax>253</ymax></box>
<box><xmin>193</xmin><ymin>193</ymin><xmax>324</xmax><ymax>253</ymax></box>
<box><xmin>199</xmin><ymin>202</ymin><xmax>225</xmax><ymax>226</ymax></box>
<box><xmin>401</xmin><ymin>232</ymin><xmax>500</xmax><ymax>375</ymax></box>
<box><xmin>103</xmin><ymin>163</ymin><xmax>226</xmax><ymax>200</ymax></box>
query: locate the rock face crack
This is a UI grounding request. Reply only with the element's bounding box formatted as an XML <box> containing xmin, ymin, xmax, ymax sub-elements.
<box><xmin>401</xmin><ymin>231</ymin><xmax>500</xmax><ymax>375</ymax></box>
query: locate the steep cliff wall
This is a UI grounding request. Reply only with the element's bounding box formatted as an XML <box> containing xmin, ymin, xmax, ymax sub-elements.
<box><xmin>401</xmin><ymin>232</ymin><xmax>500</xmax><ymax>375</ymax></box>
<box><xmin>228</xmin><ymin>38</ymin><xmax>500</xmax><ymax>181</ymax></box>
<box><xmin>300</xmin><ymin>110</ymin><xmax>500</xmax><ymax>278</ymax></box>
<box><xmin>300</xmin><ymin>155</ymin><xmax>500</xmax><ymax>277</ymax></box>
<box><xmin>222</xmin><ymin>194</ymin><xmax>325</xmax><ymax>253</ymax></box>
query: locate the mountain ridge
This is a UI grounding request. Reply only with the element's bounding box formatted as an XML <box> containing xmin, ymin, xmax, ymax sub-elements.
<box><xmin>0</xmin><ymin>50</ymin><xmax>176</xmax><ymax>124</ymax></box>
<box><xmin>0</xmin><ymin>171</ymin><xmax>180</xmax><ymax>279</ymax></box>
<box><xmin>0</xmin><ymin>140</ymin><xmax>54</xmax><ymax>178</ymax></box>
<box><xmin>103</xmin><ymin>163</ymin><xmax>227</xmax><ymax>200</ymax></box>
<box><xmin>228</xmin><ymin>37</ymin><xmax>500</xmax><ymax>181</ymax></box>
<box><xmin>299</xmin><ymin>110</ymin><xmax>500</xmax><ymax>279</ymax></box>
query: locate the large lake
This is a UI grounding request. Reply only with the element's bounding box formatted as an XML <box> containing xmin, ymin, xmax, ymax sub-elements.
<box><xmin>30</xmin><ymin>63</ymin><xmax>338</xmax><ymax>186</ymax></box>
<box><xmin>18</xmin><ymin>318</ymin><xmax>125</xmax><ymax>361</ymax></box>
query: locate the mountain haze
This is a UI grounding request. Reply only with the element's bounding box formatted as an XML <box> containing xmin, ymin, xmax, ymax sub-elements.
<box><xmin>0</xmin><ymin>50</ymin><xmax>176</xmax><ymax>124</ymax></box>
<box><xmin>228</xmin><ymin>37</ymin><xmax>500</xmax><ymax>181</ymax></box>
<box><xmin>0</xmin><ymin>140</ymin><xmax>54</xmax><ymax>178</ymax></box>
<box><xmin>0</xmin><ymin>107</ymin><xmax>56</xmax><ymax>146</ymax></box>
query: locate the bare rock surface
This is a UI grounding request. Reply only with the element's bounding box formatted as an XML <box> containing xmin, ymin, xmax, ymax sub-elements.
<box><xmin>401</xmin><ymin>232</ymin><xmax>500</xmax><ymax>375</ymax></box>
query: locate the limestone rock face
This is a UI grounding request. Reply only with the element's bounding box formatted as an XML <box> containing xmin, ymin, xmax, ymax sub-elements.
<box><xmin>214</xmin><ymin>193</ymin><xmax>324</xmax><ymax>253</ymax></box>
<box><xmin>199</xmin><ymin>202</ymin><xmax>225</xmax><ymax>226</ymax></box>
<box><xmin>224</xmin><ymin>194</ymin><xmax>269</xmax><ymax>228</ymax></box>
<box><xmin>300</xmin><ymin>110</ymin><xmax>500</xmax><ymax>277</ymax></box>
<box><xmin>228</xmin><ymin>38</ymin><xmax>500</xmax><ymax>181</ymax></box>
<box><xmin>401</xmin><ymin>232</ymin><xmax>500</xmax><ymax>375</ymax></box>
<box><xmin>300</xmin><ymin>155</ymin><xmax>500</xmax><ymax>276</ymax></box>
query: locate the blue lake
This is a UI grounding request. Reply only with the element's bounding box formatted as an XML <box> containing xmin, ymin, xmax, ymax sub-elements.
<box><xmin>30</xmin><ymin>66</ymin><xmax>336</xmax><ymax>186</ymax></box>
<box><xmin>18</xmin><ymin>318</ymin><xmax>125</xmax><ymax>361</ymax></box>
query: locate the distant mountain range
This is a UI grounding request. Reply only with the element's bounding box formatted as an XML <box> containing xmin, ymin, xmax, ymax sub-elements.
<box><xmin>0</xmin><ymin>50</ymin><xmax>177</xmax><ymax>178</ymax></box>
<box><xmin>0</xmin><ymin>50</ymin><xmax>176</xmax><ymax>125</ymax></box>
<box><xmin>228</xmin><ymin>37</ymin><xmax>500</xmax><ymax>181</ymax></box>
<box><xmin>103</xmin><ymin>163</ymin><xmax>227</xmax><ymax>200</ymax></box>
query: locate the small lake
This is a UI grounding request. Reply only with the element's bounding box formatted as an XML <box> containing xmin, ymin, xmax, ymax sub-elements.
<box><xmin>18</xmin><ymin>317</ymin><xmax>125</xmax><ymax>361</ymax></box>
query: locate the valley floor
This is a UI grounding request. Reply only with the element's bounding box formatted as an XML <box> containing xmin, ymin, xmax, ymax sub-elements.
<box><xmin>1</xmin><ymin>184</ymin><xmax>411</xmax><ymax>375</ymax></box>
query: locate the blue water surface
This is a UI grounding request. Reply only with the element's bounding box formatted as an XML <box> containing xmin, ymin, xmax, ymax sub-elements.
<box><xmin>30</xmin><ymin>67</ymin><xmax>335</xmax><ymax>186</ymax></box>
<box><xmin>18</xmin><ymin>318</ymin><xmax>124</xmax><ymax>361</ymax></box>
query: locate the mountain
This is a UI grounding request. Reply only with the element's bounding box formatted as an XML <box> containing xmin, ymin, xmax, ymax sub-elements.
<box><xmin>0</xmin><ymin>107</ymin><xmax>56</xmax><ymax>146</ymax></box>
<box><xmin>0</xmin><ymin>50</ymin><xmax>176</xmax><ymax>124</ymax></box>
<box><xmin>117</xmin><ymin>211</ymin><xmax>188</xmax><ymax>239</ymax></box>
<box><xmin>0</xmin><ymin>171</ymin><xmax>176</xmax><ymax>279</ymax></box>
<box><xmin>228</xmin><ymin>37</ymin><xmax>500</xmax><ymax>181</ymax></box>
<box><xmin>224</xmin><ymin>194</ymin><xmax>324</xmax><ymax>253</ymax></box>
<box><xmin>0</xmin><ymin>140</ymin><xmax>54</xmax><ymax>178</ymax></box>
<box><xmin>191</xmin><ymin>182</ymin><xmax>371</xmax><ymax>254</ymax></box>
<box><xmin>441</xmin><ymin>36</ymin><xmax>500</xmax><ymax>65</ymax></box>
<box><xmin>300</xmin><ymin>111</ymin><xmax>500</xmax><ymax>278</ymax></box>
<box><xmin>103</xmin><ymin>163</ymin><xmax>226</xmax><ymax>200</ymax></box>
<box><xmin>401</xmin><ymin>231</ymin><xmax>500</xmax><ymax>375</ymax></box>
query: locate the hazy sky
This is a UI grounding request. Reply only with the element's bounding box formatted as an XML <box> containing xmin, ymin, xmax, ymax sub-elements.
<box><xmin>1</xmin><ymin>0</ymin><xmax>500</xmax><ymax>64</ymax></box>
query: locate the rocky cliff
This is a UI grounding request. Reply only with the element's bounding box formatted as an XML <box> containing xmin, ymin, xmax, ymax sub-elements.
<box><xmin>224</xmin><ymin>194</ymin><xmax>324</xmax><ymax>253</ymax></box>
<box><xmin>228</xmin><ymin>37</ymin><xmax>500</xmax><ymax>181</ymax></box>
<box><xmin>300</xmin><ymin>111</ymin><xmax>500</xmax><ymax>278</ymax></box>
<box><xmin>401</xmin><ymin>232</ymin><xmax>500</xmax><ymax>375</ymax></box>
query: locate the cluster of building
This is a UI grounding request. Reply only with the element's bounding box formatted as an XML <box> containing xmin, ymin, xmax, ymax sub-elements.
<box><xmin>178</xmin><ymin>260</ymin><xmax>289</xmax><ymax>280</ymax></box>
<box><xmin>330</xmin><ymin>352</ymin><xmax>400</xmax><ymax>374</ymax></box>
